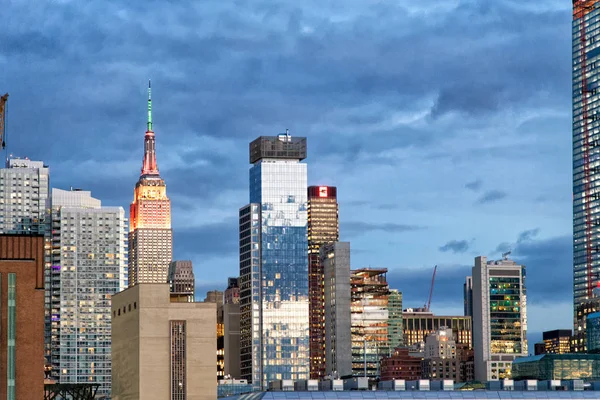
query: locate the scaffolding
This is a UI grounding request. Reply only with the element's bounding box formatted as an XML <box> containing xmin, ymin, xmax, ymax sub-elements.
<box><xmin>44</xmin><ymin>383</ymin><xmax>100</xmax><ymax>400</ymax></box>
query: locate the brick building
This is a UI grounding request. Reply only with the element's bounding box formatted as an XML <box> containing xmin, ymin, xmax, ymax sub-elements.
<box><xmin>380</xmin><ymin>348</ymin><xmax>422</xmax><ymax>381</ymax></box>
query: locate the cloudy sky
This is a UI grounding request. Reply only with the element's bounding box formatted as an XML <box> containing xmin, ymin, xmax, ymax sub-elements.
<box><xmin>2</xmin><ymin>0</ymin><xmax>571</xmax><ymax>344</ymax></box>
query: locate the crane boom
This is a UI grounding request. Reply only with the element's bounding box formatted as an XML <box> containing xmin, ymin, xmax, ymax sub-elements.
<box><xmin>426</xmin><ymin>265</ymin><xmax>437</xmax><ymax>312</ymax></box>
<box><xmin>0</xmin><ymin>93</ymin><xmax>8</xmax><ymax>149</ymax></box>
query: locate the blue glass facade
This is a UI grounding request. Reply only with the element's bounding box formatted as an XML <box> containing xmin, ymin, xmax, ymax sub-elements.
<box><xmin>587</xmin><ymin>312</ymin><xmax>600</xmax><ymax>352</ymax></box>
<box><xmin>240</xmin><ymin>136</ymin><xmax>309</xmax><ymax>389</ymax></box>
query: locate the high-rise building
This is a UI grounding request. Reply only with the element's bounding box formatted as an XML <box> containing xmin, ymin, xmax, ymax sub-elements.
<box><xmin>464</xmin><ymin>276</ymin><xmax>473</xmax><ymax>317</ymax></box>
<box><xmin>0</xmin><ymin>158</ymin><xmax>49</xmax><ymax>234</ymax></box>
<box><xmin>350</xmin><ymin>268</ymin><xmax>390</xmax><ymax>378</ymax></box>
<box><xmin>47</xmin><ymin>188</ymin><xmax>127</xmax><ymax>396</ymax></box>
<box><xmin>225</xmin><ymin>277</ymin><xmax>240</xmax><ymax>305</ymax></box>
<box><xmin>388</xmin><ymin>289</ymin><xmax>403</xmax><ymax>351</ymax></box>
<box><xmin>128</xmin><ymin>82</ymin><xmax>173</xmax><ymax>287</ymax></box>
<box><xmin>111</xmin><ymin>284</ymin><xmax>217</xmax><ymax>400</ymax></box>
<box><xmin>573</xmin><ymin>290</ymin><xmax>600</xmax><ymax>352</ymax></box>
<box><xmin>573</xmin><ymin>0</ymin><xmax>600</xmax><ymax>319</ymax></box>
<box><xmin>321</xmin><ymin>242</ymin><xmax>351</xmax><ymax>378</ymax></box>
<box><xmin>472</xmin><ymin>256</ymin><xmax>527</xmax><ymax>381</ymax></box>
<box><xmin>204</xmin><ymin>291</ymin><xmax>225</xmax><ymax>380</ymax></box>
<box><xmin>543</xmin><ymin>329</ymin><xmax>572</xmax><ymax>354</ymax></box>
<box><xmin>239</xmin><ymin>133</ymin><xmax>309</xmax><ymax>388</ymax></box>
<box><xmin>307</xmin><ymin>185</ymin><xmax>339</xmax><ymax>379</ymax></box>
<box><xmin>0</xmin><ymin>234</ymin><xmax>45</xmax><ymax>400</ymax></box>
<box><xmin>168</xmin><ymin>260</ymin><xmax>195</xmax><ymax>302</ymax></box>
<box><xmin>402</xmin><ymin>309</ymin><xmax>472</xmax><ymax>349</ymax></box>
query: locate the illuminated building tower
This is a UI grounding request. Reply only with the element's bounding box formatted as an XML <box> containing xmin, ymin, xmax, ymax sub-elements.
<box><xmin>168</xmin><ymin>260</ymin><xmax>195</xmax><ymax>302</ymax></box>
<box><xmin>573</xmin><ymin>0</ymin><xmax>600</xmax><ymax>322</ymax></box>
<box><xmin>128</xmin><ymin>81</ymin><xmax>173</xmax><ymax>287</ymax></box>
<box><xmin>239</xmin><ymin>132</ymin><xmax>309</xmax><ymax>388</ymax></box>
<box><xmin>472</xmin><ymin>256</ymin><xmax>527</xmax><ymax>381</ymax></box>
<box><xmin>543</xmin><ymin>329</ymin><xmax>572</xmax><ymax>354</ymax></box>
<box><xmin>402</xmin><ymin>309</ymin><xmax>472</xmax><ymax>349</ymax></box>
<box><xmin>48</xmin><ymin>188</ymin><xmax>127</xmax><ymax>396</ymax></box>
<box><xmin>307</xmin><ymin>185</ymin><xmax>339</xmax><ymax>379</ymax></box>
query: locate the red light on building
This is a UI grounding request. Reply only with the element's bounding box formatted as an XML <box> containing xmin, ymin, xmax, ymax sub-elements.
<box><xmin>318</xmin><ymin>186</ymin><xmax>328</xmax><ymax>197</ymax></box>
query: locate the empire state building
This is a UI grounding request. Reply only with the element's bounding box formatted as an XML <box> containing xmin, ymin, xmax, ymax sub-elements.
<box><xmin>128</xmin><ymin>81</ymin><xmax>173</xmax><ymax>287</ymax></box>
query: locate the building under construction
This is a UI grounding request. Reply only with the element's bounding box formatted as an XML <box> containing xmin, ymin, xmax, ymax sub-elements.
<box><xmin>573</xmin><ymin>0</ymin><xmax>600</xmax><ymax>323</ymax></box>
<box><xmin>350</xmin><ymin>268</ymin><xmax>390</xmax><ymax>378</ymax></box>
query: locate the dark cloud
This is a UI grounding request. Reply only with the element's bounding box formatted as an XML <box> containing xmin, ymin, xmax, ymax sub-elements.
<box><xmin>342</xmin><ymin>221</ymin><xmax>424</xmax><ymax>236</ymax></box>
<box><xmin>477</xmin><ymin>190</ymin><xmax>507</xmax><ymax>204</ymax></box>
<box><xmin>517</xmin><ymin>228</ymin><xmax>540</xmax><ymax>243</ymax></box>
<box><xmin>439</xmin><ymin>240</ymin><xmax>470</xmax><ymax>254</ymax></box>
<box><xmin>465</xmin><ymin>179</ymin><xmax>483</xmax><ymax>192</ymax></box>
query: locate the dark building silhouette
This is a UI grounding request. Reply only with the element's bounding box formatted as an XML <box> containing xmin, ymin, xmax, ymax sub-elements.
<box><xmin>168</xmin><ymin>260</ymin><xmax>195</xmax><ymax>302</ymax></box>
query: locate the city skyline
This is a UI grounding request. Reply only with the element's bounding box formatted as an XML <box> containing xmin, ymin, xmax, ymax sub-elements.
<box><xmin>1</xmin><ymin>0</ymin><xmax>571</xmax><ymax>345</ymax></box>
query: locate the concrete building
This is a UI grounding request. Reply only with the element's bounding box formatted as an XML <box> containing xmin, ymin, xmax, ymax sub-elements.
<box><xmin>0</xmin><ymin>234</ymin><xmax>45</xmax><ymax>400</ymax></box>
<box><xmin>168</xmin><ymin>260</ymin><xmax>195</xmax><ymax>302</ymax></box>
<box><xmin>239</xmin><ymin>133</ymin><xmax>309</xmax><ymax>388</ymax></box>
<box><xmin>224</xmin><ymin>278</ymin><xmax>241</xmax><ymax>378</ymax></box>
<box><xmin>402</xmin><ymin>309</ymin><xmax>472</xmax><ymax>349</ymax></box>
<box><xmin>47</xmin><ymin>188</ymin><xmax>127</xmax><ymax>396</ymax></box>
<box><xmin>204</xmin><ymin>291</ymin><xmax>225</xmax><ymax>380</ymax></box>
<box><xmin>128</xmin><ymin>83</ymin><xmax>173</xmax><ymax>286</ymax></box>
<box><xmin>543</xmin><ymin>329</ymin><xmax>572</xmax><ymax>354</ymax></box>
<box><xmin>321</xmin><ymin>242</ymin><xmax>351</xmax><ymax>378</ymax></box>
<box><xmin>350</xmin><ymin>268</ymin><xmax>390</xmax><ymax>378</ymax></box>
<box><xmin>464</xmin><ymin>276</ymin><xmax>473</xmax><ymax>318</ymax></box>
<box><xmin>0</xmin><ymin>158</ymin><xmax>49</xmax><ymax>235</ymax></box>
<box><xmin>111</xmin><ymin>284</ymin><xmax>216</xmax><ymax>400</ymax></box>
<box><xmin>307</xmin><ymin>185</ymin><xmax>339</xmax><ymax>379</ymax></box>
<box><xmin>472</xmin><ymin>256</ymin><xmax>527</xmax><ymax>381</ymax></box>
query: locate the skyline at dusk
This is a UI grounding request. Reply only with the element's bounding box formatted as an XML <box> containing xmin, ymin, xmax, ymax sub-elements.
<box><xmin>1</xmin><ymin>0</ymin><xmax>572</xmax><ymax>346</ymax></box>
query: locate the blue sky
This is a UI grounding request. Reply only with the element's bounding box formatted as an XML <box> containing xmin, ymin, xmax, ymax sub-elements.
<box><xmin>2</xmin><ymin>0</ymin><xmax>571</xmax><ymax>345</ymax></box>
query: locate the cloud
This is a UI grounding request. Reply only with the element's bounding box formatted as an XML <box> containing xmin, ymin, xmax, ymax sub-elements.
<box><xmin>477</xmin><ymin>190</ymin><xmax>507</xmax><ymax>204</ymax></box>
<box><xmin>439</xmin><ymin>240</ymin><xmax>470</xmax><ymax>254</ymax></box>
<box><xmin>465</xmin><ymin>179</ymin><xmax>483</xmax><ymax>192</ymax></box>
<box><xmin>517</xmin><ymin>228</ymin><xmax>540</xmax><ymax>243</ymax></box>
<box><xmin>342</xmin><ymin>221</ymin><xmax>424</xmax><ymax>236</ymax></box>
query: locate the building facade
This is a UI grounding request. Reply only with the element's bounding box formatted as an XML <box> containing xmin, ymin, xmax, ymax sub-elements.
<box><xmin>225</xmin><ymin>277</ymin><xmax>240</xmax><ymax>305</ymax></box>
<box><xmin>543</xmin><ymin>329</ymin><xmax>572</xmax><ymax>354</ymax></box>
<box><xmin>321</xmin><ymin>242</ymin><xmax>351</xmax><ymax>378</ymax></box>
<box><xmin>573</xmin><ymin>289</ymin><xmax>600</xmax><ymax>352</ymax></box>
<box><xmin>402</xmin><ymin>309</ymin><xmax>472</xmax><ymax>350</ymax></box>
<box><xmin>472</xmin><ymin>256</ymin><xmax>527</xmax><ymax>381</ymax></box>
<box><xmin>588</xmin><ymin>313</ymin><xmax>600</xmax><ymax>353</ymax></box>
<box><xmin>534</xmin><ymin>343</ymin><xmax>546</xmax><ymax>356</ymax></box>
<box><xmin>48</xmin><ymin>188</ymin><xmax>127</xmax><ymax>396</ymax></box>
<box><xmin>421</xmin><ymin>328</ymin><xmax>464</xmax><ymax>382</ymax></box>
<box><xmin>168</xmin><ymin>260</ymin><xmax>195</xmax><ymax>302</ymax></box>
<box><xmin>512</xmin><ymin>353</ymin><xmax>600</xmax><ymax>381</ymax></box>
<box><xmin>464</xmin><ymin>276</ymin><xmax>473</xmax><ymax>318</ymax></box>
<box><xmin>0</xmin><ymin>158</ymin><xmax>49</xmax><ymax>235</ymax></box>
<box><xmin>0</xmin><ymin>234</ymin><xmax>45</xmax><ymax>400</ymax></box>
<box><xmin>388</xmin><ymin>289</ymin><xmax>403</xmax><ymax>351</ymax></box>
<box><xmin>111</xmin><ymin>284</ymin><xmax>217</xmax><ymax>400</ymax></box>
<box><xmin>224</xmin><ymin>301</ymin><xmax>241</xmax><ymax>378</ymax></box>
<box><xmin>239</xmin><ymin>133</ymin><xmax>309</xmax><ymax>388</ymax></box>
<box><xmin>351</xmin><ymin>268</ymin><xmax>390</xmax><ymax>378</ymax></box>
<box><xmin>379</xmin><ymin>348</ymin><xmax>423</xmax><ymax>381</ymax></box>
<box><xmin>204</xmin><ymin>291</ymin><xmax>225</xmax><ymax>380</ymax></box>
<box><xmin>573</xmin><ymin>0</ymin><xmax>600</xmax><ymax>322</ymax></box>
<box><xmin>307</xmin><ymin>185</ymin><xmax>339</xmax><ymax>379</ymax></box>
<box><xmin>128</xmin><ymin>83</ymin><xmax>173</xmax><ymax>286</ymax></box>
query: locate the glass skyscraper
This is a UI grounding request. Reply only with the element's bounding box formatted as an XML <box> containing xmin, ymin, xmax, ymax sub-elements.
<box><xmin>239</xmin><ymin>133</ymin><xmax>309</xmax><ymax>389</ymax></box>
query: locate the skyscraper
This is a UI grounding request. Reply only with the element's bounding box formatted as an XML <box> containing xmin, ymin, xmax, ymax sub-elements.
<box><xmin>128</xmin><ymin>82</ymin><xmax>173</xmax><ymax>287</ymax></box>
<box><xmin>0</xmin><ymin>157</ymin><xmax>49</xmax><ymax>234</ymax></box>
<box><xmin>239</xmin><ymin>132</ymin><xmax>309</xmax><ymax>388</ymax></box>
<box><xmin>307</xmin><ymin>185</ymin><xmax>339</xmax><ymax>379</ymax></box>
<box><xmin>472</xmin><ymin>256</ymin><xmax>527</xmax><ymax>381</ymax></box>
<box><xmin>168</xmin><ymin>260</ymin><xmax>195</xmax><ymax>302</ymax></box>
<box><xmin>48</xmin><ymin>188</ymin><xmax>127</xmax><ymax>396</ymax></box>
<box><xmin>388</xmin><ymin>289</ymin><xmax>403</xmax><ymax>351</ymax></box>
<box><xmin>573</xmin><ymin>0</ymin><xmax>600</xmax><ymax>316</ymax></box>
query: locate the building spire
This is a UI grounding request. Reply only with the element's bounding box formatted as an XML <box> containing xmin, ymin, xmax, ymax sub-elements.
<box><xmin>147</xmin><ymin>80</ymin><xmax>152</xmax><ymax>132</ymax></box>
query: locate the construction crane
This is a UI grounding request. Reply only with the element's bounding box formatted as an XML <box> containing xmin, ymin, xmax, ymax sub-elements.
<box><xmin>424</xmin><ymin>265</ymin><xmax>437</xmax><ymax>312</ymax></box>
<box><xmin>0</xmin><ymin>93</ymin><xmax>8</xmax><ymax>149</ymax></box>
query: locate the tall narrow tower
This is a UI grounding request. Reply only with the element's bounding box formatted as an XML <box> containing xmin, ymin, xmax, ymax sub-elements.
<box><xmin>128</xmin><ymin>82</ymin><xmax>173</xmax><ymax>286</ymax></box>
<box><xmin>573</xmin><ymin>0</ymin><xmax>600</xmax><ymax>321</ymax></box>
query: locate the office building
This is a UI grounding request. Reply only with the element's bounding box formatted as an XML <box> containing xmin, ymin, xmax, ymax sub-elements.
<box><xmin>204</xmin><ymin>291</ymin><xmax>225</xmax><ymax>380</ymax></box>
<box><xmin>111</xmin><ymin>284</ymin><xmax>217</xmax><ymax>400</ymax></box>
<box><xmin>351</xmin><ymin>268</ymin><xmax>390</xmax><ymax>378</ymax></box>
<box><xmin>379</xmin><ymin>348</ymin><xmax>422</xmax><ymax>381</ymax></box>
<box><xmin>0</xmin><ymin>158</ymin><xmax>49</xmax><ymax>234</ymax></box>
<box><xmin>307</xmin><ymin>185</ymin><xmax>339</xmax><ymax>379</ymax></box>
<box><xmin>402</xmin><ymin>309</ymin><xmax>472</xmax><ymax>349</ymax></box>
<box><xmin>472</xmin><ymin>256</ymin><xmax>527</xmax><ymax>381</ymax></box>
<box><xmin>512</xmin><ymin>353</ymin><xmax>600</xmax><ymax>381</ymax></box>
<box><xmin>572</xmin><ymin>288</ymin><xmax>600</xmax><ymax>352</ymax></box>
<box><xmin>388</xmin><ymin>289</ymin><xmax>403</xmax><ymax>351</ymax></box>
<box><xmin>47</xmin><ymin>188</ymin><xmax>127</xmax><ymax>396</ymax></box>
<box><xmin>0</xmin><ymin>234</ymin><xmax>45</xmax><ymax>400</ymax></box>
<box><xmin>534</xmin><ymin>343</ymin><xmax>546</xmax><ymax>356</ymax></box>
<box><xmin>169</xmin><ymin>260</ymin><xmax>195</xmax><ymax>302</ymax></box>
<box><xmin>321</xmin><ymin>242</ymin><xmax>351</xmax><ymax>378</ymax></box>
<box><xmin>128</xmin><ymin>82</ymin><xmax>173</xmax><ymax>286</ymax></box>
<box><xmin>225</xmin><ymin>277</ymin><xmax>240</xmax><ymax>305</ymax></box>
<box><xmin>543</xmin><ymin>329</ymin><xmax>572</xmax><ymax>354</ymax></box>
<box><xmin>464</xmin><ymin>276</ymin><xmax>473</xmax><ymax>317</ymax></box>
<box><xmin>573</xmin><ymin>0</ymin><xmax>600</xmax><ymax>317</ymax></box>
<box><xmin>239</xmin><ymin>133</ymin><xmax>309</xmax><ymax>388</ymax></box>
<box><xmin>587</xmin><ymin>313</ymin><xmax>600</xmax><ymax>353</ymax></box>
